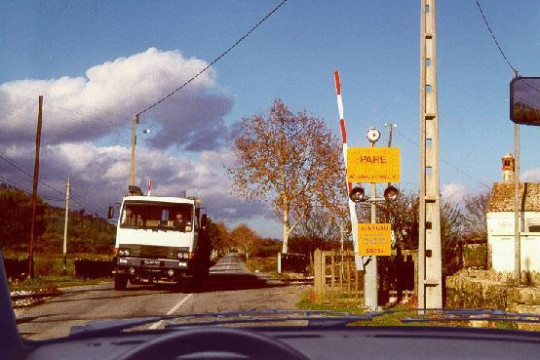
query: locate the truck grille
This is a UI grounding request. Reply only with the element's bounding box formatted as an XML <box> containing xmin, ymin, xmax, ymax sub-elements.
<box><xmin>119</xmin><ymin>244</ymin><xmax>185</xmax><ymax>259</ymax></box>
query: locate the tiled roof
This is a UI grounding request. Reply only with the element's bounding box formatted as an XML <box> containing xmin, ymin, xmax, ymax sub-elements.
<box><xmin>487</xmin><ymin>182</ymin><xmax>540</xmax><ymax>212</ymax></box>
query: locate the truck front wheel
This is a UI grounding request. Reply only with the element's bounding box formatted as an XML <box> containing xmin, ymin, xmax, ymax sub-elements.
<box><xmin>114</xmin><ymin>274</ymin><xmax>128</xmax><ymax>290</ymax></box>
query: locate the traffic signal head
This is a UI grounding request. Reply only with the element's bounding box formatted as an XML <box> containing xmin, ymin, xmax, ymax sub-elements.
<box><xmin>384</xmin><ymin>185</ymin><xmax>399</xmax><ymax>202</ymax></box>
<box><xmin>349</xmin><ymin>186</ymin><xmax>366</xmax><ymax>203</ymax></box>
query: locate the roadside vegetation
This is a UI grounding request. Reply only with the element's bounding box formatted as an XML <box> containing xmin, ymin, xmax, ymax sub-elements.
<box><xmin>9</xmin><ymin>276</ymin><xmax>105</xmax><ymax>292</ymax></box>
<box><xmin>296</xmin><ymin>289</ymin><xmax>518</xmax><ymax>330</ymax></box>
<box><xmin>0</xmin><ymin>184</ymin><xmax>115</xmax><ymax>292</ymax></box>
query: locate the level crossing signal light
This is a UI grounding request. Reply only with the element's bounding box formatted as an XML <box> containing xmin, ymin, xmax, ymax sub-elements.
<box><xmin>349</xmin><ymin>185</ymin><xmax>399</xmax><ymax>203</ymax></box>
<box><xmin>383</xmin><ymin>186</ymin><xmax>399</xmax><ymax>202</ymax></box>
<box><xmin>349</xmin><ymin>187</ymin><xmax>365</xmax><ymax>203</ymax></box>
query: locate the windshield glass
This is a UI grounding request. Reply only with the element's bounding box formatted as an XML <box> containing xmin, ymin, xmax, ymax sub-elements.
<box><xmin>120</xmin><ymin>202</ymin><xmax>193</xmax><ymax>231</ymax></box>
<box><xmin>1</xmin><ymin>0</ymin><xmax>540</xmax><ymax>350</ymax></box>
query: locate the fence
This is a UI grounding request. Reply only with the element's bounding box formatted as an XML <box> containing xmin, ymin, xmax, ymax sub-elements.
<box><xmin>313</xmin><ymin>249</ymin><xmax>417</xmax><ymax>304</ymax></box>
<box><xmin>313</xmin><ymin>249</ymin><xmax>363</xmax><ymax>300</ymax></box>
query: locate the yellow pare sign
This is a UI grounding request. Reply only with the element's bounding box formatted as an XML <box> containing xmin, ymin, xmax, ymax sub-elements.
<box><xmin>358</xmin><ymin>223</ymin><xmax>392</xmax><ymax>256</ymax></box>
<box><xmin>347</xmin><ymin>147</ymin><xmax>400</xmax><ymax>183</ymax></box>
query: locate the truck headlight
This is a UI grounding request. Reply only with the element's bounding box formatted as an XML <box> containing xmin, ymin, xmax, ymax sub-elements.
<box><xmin>177</xmin><ymin>252</ymin><xmax>189</xmax><ymax>259</ymax></box>
<box><xmin>119</xmin><ymin>249</ymin><xmax>130</xmax><ymax>257</ymax></box>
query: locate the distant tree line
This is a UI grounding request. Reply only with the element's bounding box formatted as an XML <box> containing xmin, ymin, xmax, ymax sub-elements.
<box><xmin>0</xmin><ymin>184</ymin><xmax>115</xmax><ymax>255</ymax></box>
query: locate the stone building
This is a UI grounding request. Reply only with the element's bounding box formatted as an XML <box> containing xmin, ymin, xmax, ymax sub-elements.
<box><xmin>486</xmin><ymin>153</ymin><xmax>540</xmax><ymax>272</ymax></box>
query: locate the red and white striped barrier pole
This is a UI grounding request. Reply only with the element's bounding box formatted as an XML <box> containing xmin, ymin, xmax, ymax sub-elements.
<box><xmin>333</xmin><ymin>71</ymin><xmax>363</xmax><ymax>270</ymax></box>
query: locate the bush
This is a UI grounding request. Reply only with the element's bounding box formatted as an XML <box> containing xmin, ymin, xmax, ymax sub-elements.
<box><xmin>245</xmin><ymin>256</ymin><xmax>277</xmax><ymax>273</ymax></box>
<box><xmin>3</xmin><ymin>256</ymin><xmax>28</xmax><ymax>280</ymax></box>
<box><xmin>74</xmin><ymin>258</ymin><xmax>113</xmax><ymax>279</ymax></box>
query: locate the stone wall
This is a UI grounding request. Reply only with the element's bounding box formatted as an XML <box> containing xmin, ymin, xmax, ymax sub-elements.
<box><xmin>446</xmin><ymin>269</ymin><xmax>540</xmax><ymax>330</ymax></box>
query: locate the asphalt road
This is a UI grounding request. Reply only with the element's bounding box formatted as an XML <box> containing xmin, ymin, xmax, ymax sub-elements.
<box><xmin>15</xmin><ymin>253</ymin><xmax>305</xmax><ymax>340</ymax></box>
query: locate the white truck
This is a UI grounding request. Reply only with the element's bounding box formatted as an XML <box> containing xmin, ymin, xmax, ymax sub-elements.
<box><xmin>109</xmin><ymin>186</ymin><xmax>211</xmax><ymax>291</ymax></box>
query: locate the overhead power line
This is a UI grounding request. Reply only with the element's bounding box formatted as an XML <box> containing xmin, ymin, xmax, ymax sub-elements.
<box><xmin>137</xmin><ymin>0</ymin><xmax>288</xmax><ymax>117</ymax></box>
<box><xmin>394</xmin><ymin>130</ymin><xmax>492</xmax><ymax>190</ymax></box>
<box><xmin>0</xmin><ymin>155</ymin><xmax>102</xmax><ymax>215</ymax></box>
<box><xmin>474</xmin><ymin>0</ymin><xmax>518</xmax><ymax>76</ymax></box>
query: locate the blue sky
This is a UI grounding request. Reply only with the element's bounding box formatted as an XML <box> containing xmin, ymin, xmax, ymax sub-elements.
<box><xmin>1</xmin><ymin>1</ymin><xmax>540</xmax><ymax>237</ymax></box>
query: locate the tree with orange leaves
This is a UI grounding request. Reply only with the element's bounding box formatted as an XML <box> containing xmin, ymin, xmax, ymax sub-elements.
<box><xmin>228</xmin><ymin>99</ymin><xmax>345</xmax><ymax>253</ymax></box>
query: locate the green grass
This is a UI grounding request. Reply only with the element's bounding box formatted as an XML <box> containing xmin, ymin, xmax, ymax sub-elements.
<box><xmin>9</xmin><ymin>276</ymin><xmax>108</xmax><ymax>293</ymax></box>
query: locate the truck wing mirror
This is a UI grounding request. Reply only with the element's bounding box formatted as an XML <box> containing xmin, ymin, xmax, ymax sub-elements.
<box><xmin>107</xmin><ymin>206</ymin><xmax>114</xmax><ymax>219</ymax></box>
<box><xmin>201</xmin><ymin>214</ymin><xmax>208</xmax><ymax>229</ymax></box>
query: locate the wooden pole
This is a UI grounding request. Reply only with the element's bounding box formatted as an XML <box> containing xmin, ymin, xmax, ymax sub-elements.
<box><xmin>28</xmin><ymin>95</ymin><xmax>43</xmax><ymax>279</ymax></box>
<box><xmin>331</xmin><ymin>252</ymin><xmax>335</xmax><ymax>288</ymax></box>
<box><xmin>129</xmin><ymin>114</ymin><xmax>139</xmax><ymax>187</ymax></box>
<box><xmin>63</xmin><ymin>177</ymin><xmax>70</xmax><ymax>275</ymax></box>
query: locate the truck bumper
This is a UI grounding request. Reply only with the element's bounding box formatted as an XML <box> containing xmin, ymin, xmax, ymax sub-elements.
<box><xmin>114</xmin><ymin>257</ymin><xmax>191</xmax><ymax>279</ymax></box>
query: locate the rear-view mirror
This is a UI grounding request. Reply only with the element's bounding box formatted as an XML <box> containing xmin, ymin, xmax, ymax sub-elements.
<box><xmin>201</xmin><ymin>214</ymin><xmax>207</xmax><ymax>229</ymax></box>
<box><xmin>510</xmin><ymin>77</ymin><xmax>540</xmax><ymax>126</ymax></box>
<box><xmin>107</xmin><ymin>206</ymin><xmax>114</xmax><ymax>219</ymax></box>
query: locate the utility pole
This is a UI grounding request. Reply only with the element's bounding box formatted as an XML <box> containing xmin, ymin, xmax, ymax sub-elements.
<box><xmin>365</xmin><ymin>140</ymin><xmax>379</xmax><ymax>310</ymax></box>
<box><xmin>28</xmin><ymin>95</ymin><xmax>43</xmax><ymax>279</ymax></box>
<box><xmin>63</xmin><ymin>177</ymin><xmax>70</xmax><ymax>275</ymax></box>
<box><xmin>385</xmin><ymin>122</ymin><xmax>397</xmax><ymax>189</ymax></box>
<box><xmin>385</xmin><ymin>122</ymin><xmax>396</xmax><ymax>148</ymax></box>
<box><xmin>129</xmin><ymin>113</ymin><xmax>139</xmax><ymax>187</ymax></box>
<box><xmin>418</xmin><ymin>0</ymin><xmax>443</xmax><ymax>310</ymax></box>
<box><xmin>514</xmin><ymin>123</ymin><xmax>521</xmax><ymax>282</ymax></box>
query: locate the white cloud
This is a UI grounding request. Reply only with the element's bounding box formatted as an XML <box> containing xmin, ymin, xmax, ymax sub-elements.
<box><xmin>0</xmin><ymin>48</ymin><xmax>231</xmax><ymax>150</ymax></box>
<box><xmin>521</xmin><ymin>168</ymin><xmax>540</xmax><ymax>182</ymax></box>
<box><xmin>0</xmin><ymin>141</ymin><xmax>268</xmax><ymax>223</ymax></box>
<box><xmin>441</xmin><ymin>183</ymin><xmax>469</xmax><ymax>203</ymax></box>
<box><xmin>0</xmin><ymin>48</ymin><xmax>271</xmax><ymax>229</ymax></box>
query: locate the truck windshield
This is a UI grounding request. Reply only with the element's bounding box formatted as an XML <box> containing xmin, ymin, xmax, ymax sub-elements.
<box><xmin>120</xmin><ymin>201</ymin><xmax>194</xmax><ymax>232</ymax></box>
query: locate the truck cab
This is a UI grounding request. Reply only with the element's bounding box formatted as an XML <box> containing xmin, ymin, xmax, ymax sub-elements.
<box><xmin>111</xmin><ymin>188</ymin><xmax>210</xmax><ymax>290</ymax></box>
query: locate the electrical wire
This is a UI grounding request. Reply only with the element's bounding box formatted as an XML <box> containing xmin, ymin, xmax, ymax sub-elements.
<box><xmin>0</xmin><ymin>155</ymin><xmax>102</xmax><ymax>215</ymax></box>
<box><xmin>394</xmin><ymin>129</ymin><xmax>492</xmax><ymax>190</ymax></box>
<box><xmin>136</xmin><ymin>0</ymin><xmax>288</xmax><ymax>117</ymax></box>
<box><xmin>1</xmin><ymin>1</ymin><xmax>290</xmax><ymax>215</ymax></box>
<box><xmin>474</xmin><ymin>0</ymin><xmax>519</xmax><ymax>76</ymax></box>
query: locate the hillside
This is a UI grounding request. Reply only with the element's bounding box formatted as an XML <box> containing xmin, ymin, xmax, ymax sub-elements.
<box><xmin>0</xmin><ymin>183</ymin><xmax>114</xmax><ymax>255</ymax></box>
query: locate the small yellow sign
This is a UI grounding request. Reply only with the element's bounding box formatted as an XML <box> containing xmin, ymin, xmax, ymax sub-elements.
<box><xmin>358</xmin><ymin>223</ymin><xmax>392</xmax><ymax>256</ymax></box>
<box><xmin>347</xmin><ymin>147</ymin><xmax>400</xmax><ymax>183</ymax></box>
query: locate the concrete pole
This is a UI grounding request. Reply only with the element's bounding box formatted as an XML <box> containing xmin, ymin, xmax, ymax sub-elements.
<box><xmin>63</xmin><ymin>177</ymin><xmax>70</xmax><ymax>275</ymax></box>
<box><xmin>514</xmin><ymin>123</ymin><xmax>521</xmax><ymax>282</ymax></box>
<box><xmin>129</xmin><ymin>114</ymin><xmax>139</xmax><ymax>187</ymax></box>
<box><xmin>418</xmin><ymin>0</ymin><xmax>442</xmax><ymax>310</ymax></box>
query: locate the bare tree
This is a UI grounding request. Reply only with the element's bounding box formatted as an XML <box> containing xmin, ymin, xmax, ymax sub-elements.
<box><xmin>463</xmin><ymin>191</ymin><xmax>490</xmax><ymax>241</ymax></box>
<box><xmin>296</xmin><ymin>206</ymin><xmax>342</xmax><ymax>243</ymax></box>
<box><xmin>228</xmin><ymin>99</ymin><xmax>344</xmax><ymax>253</ymax></box>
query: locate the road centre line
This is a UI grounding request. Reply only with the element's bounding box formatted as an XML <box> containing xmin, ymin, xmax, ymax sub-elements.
<box><xmin>149</xmin><ymin>293</ymin><xmax>193</xmax><ymax>330</ymax></box>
